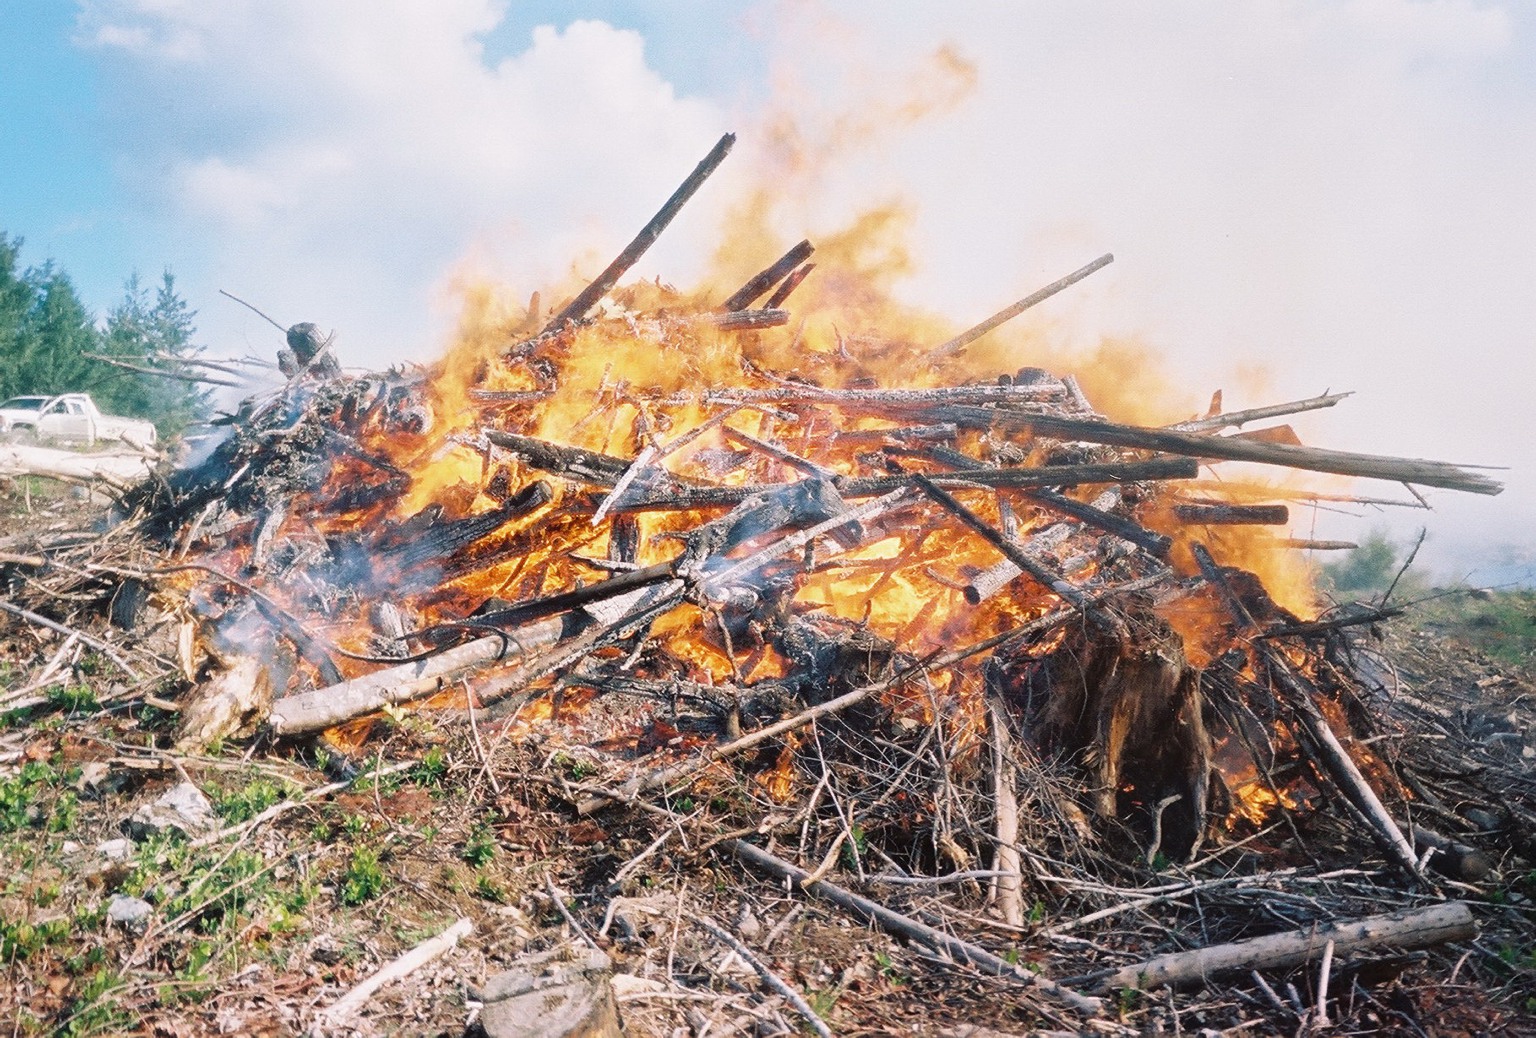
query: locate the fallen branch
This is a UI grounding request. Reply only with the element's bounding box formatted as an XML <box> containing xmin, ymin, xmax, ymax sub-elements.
<box><xmin>1095</xmin><ymin>901</ymin><xmax>1476</xmax><ymax>992</ymax></box>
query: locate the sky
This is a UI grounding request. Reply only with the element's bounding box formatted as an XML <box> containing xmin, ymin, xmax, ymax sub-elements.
<box><xmin>2</xmin><ymin>0</ymin><xmax>1532</xmax><ymax>583</ymax></box>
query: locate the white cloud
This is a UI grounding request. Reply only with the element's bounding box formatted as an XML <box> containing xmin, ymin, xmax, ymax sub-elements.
<box><xmin>75</xmin><ymin>1</ymin><xmax>728</xmax><ymax>365</ymax></box>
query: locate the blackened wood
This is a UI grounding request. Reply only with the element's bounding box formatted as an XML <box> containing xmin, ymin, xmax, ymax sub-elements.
<box><xmin>1173</xmin><ymin>503</ymin><xmax>1290</xmax><ymax>525</ymax></box>
<box><xmin>914</xmin><ymin>474</ymin><xmax>1127</xmax><ymax>638</ymax></box>
<box><xmin>1275</xmin><ymin>538</ymin><xmax>1358</xmax><ymax>550</ymax></box>
<box><xmin>542</xmin><ymin>133</ymin><xmax>737</xmax><ymax>334</ymax></box>
<box><xmin>1028</xmin><ymin>488</ymin><xmax>1173</xmax><ymax>557</ymax></box>
<box><xmin>930</xmin><ymin>253</ymin><xmax>1114</xmax><ymax>359</ymax></box>
<box><xmin>765</xmin><ymin>262</ymin><xmax>815</xmax><ymax>308</ymax></box>
<box><xmin>485</xmin><ymin>430</ymin><xmax>637</xmax><ymax>486</ymax></box>
<box><xmin>431</xmin><ymin>561</ymin><xmax>676</xmax><ymax>635</ymax></box>
<box><xmin>1191</xmin><ymin>543</ymin><xmax>1426</xmax><ymax>880</ymax></box>
<box><xmin>720</xmin><ymin>239</ymin><xmax>814</xmax><ymax>311</ymax></box>
<box><xmin>377</xmin><ymin>481</ymin><xmax>551</xmax><ymax>570</ymax></box>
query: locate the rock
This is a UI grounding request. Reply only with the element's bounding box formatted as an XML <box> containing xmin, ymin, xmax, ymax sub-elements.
<box><xmin>124</xmin><ymin>782</ymin><xmax>218</xmax><ymax>840</ymax></box>
<box><xmin>474</xmin><ymin>945</ymin><xmax>620</xmax><ymax>1038</ymax></box>
<box><xmin>97</xmin><ymin>838</ymin><xmax>134</xmax><ymax>862</ymax></box>
<box><xmin>107</xmin><ymin>894</ymin><xmax>152</xmax><ymax>931</ymax></box>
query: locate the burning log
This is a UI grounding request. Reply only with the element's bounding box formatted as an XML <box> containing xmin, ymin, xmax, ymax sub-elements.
<box><xmin>1095</xmin><ymin>901</ymin><xmax>1476</xmax><ymax>992</ymax></box>
<box><xmin>719</xmin><ymin>238</ymin><xmax>815</xmax><ymax>311</ymax></box>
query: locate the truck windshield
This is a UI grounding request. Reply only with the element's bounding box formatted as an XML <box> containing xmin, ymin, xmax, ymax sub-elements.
<box><xmin>0</xmin><ymin>398</ymin><xmax>46</xmax><ymax>412</ymax></box>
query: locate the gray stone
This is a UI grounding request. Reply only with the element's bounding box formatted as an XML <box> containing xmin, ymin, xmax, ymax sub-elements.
<box><xmin>124</xmin><ymin>781</ymin><xmax>219</xmax><ymax>840</ymax></box>
<box><xmin>107</xmin><ymin>894</ymin><xmax>152</xmax><ymax>931</ymax></box>
<box><xmin>97</xmin><ymin>838</ymin><xmax>134</xmax><ymax>862</ymax></box>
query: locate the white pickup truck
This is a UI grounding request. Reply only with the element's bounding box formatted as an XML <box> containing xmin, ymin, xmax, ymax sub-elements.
<box><xmin>0</xmin><ymin>393</ymin><xmax>157</xmax><ymax>448</ymax></box>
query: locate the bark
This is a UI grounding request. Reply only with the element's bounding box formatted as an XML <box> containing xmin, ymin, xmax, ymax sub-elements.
<box><xmin>267</xmin><ymin>617</ymin><xmax>572</xmax><ymax>737</ymax></box>
<box><xmin>1096</xmin><ymin>902</ymin><xmax>1476</xmax><ymax>992</ymax></box>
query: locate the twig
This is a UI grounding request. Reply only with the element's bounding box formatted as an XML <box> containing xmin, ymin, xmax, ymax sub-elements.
<box><xmin>930</xmin><ymin>254</ymin><xmax>1114</xmax><ymax>358</ymax></box>
<box><xmin>0</xmin><ymin>599</ymin><xmax>140</xmax><ymax>679</ymax></box>
<box><xmin>548</xmin><ymin>878</ymin><xmax>600</xmax><ymax>951</ymax></box>
<box><xmin>725</xmin><ymin>838</ymin><xmax>1103</xmax><ymax>1017</ymax></box>
<box><xmin>691</xmin><ymin>913</ymin><xmax>833</xmax><ymax>1038</ymax></box>
<box><xmin>1314</xmin><ymin>938</ymin><xmax>1335</xmax><ymax>1028</ymax></box>
<box><xmin>312</xmin><ymin>917</ymin><xmax>473</xmax><ymax>1031</ymax></box>
<box><xmin>218</xmin><ymin>289</ymin><xmax>288</xmax><ymax>333</ymax></box>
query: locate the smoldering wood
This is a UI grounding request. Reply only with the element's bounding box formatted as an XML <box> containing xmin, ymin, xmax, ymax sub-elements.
<box><xmin>719</xmin><ymin>239</ymin><xmax>815</xmax><ymax>311</ymax></box>
<box><xmin>1192</xmin><ymin>543</ymin><xmax>1426</xmax><ymax>880</ymax></box>
<box><xmin>1275</xmin><ymin>539</ymin><xmax>1359</xmax><ymax>551</ymax></box>
<box><xmin>1169</xmin><ymin>391</ymin><xmax>1353</xmax><ymax>434</ymax></box>
<box><xmin>542</xmin><ymin>133</ymin><xmax>736</xmax><ymax>334</ymax></box>
<box><xmin>765</xmin><ymin>261</ymin><xmax>816</xmax><ymax>308</ymax></box>
<box><xmin>1095</xmin><ymin>901</ymin><xmax>1476</xmax><ymax>992</ymax></box>
<box><xmin>1173</xmin><ymin>503</ymin><xmax>1291</xmax><ymax>526</ymax></box>
<box><xmin>929</xmin><ymin>253</ymin><xmax>1115</xmax><ymax>359</ymax></box>
<box><xmin>370</xmin><ymin>482</ymin><xmax>552</xmax><ymax>571</ymax></box>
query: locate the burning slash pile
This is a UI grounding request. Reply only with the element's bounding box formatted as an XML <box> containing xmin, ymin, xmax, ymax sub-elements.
<box><xmin>3</xmin><ymin>134</ymin><xmax>1532</xmax><ymax>1035</ymax></box>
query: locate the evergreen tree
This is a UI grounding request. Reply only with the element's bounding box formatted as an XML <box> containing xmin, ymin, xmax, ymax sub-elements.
<box><xmin>18</xmin><ymin>262</ymin><xmax>101</xmax><ymax>397</ymax></box>
<box><xmin>0</xmin><ymin>234</ymin><xmax>39</xmax><ymax>399</ymax></box>
<box><xmin>102</xmin><ymin>271</ymin><xmax>211</xmax><ymax>435</ymax></box>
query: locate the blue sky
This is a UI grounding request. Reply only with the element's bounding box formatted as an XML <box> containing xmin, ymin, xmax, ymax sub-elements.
<box><xmin>2</xmin><ymin>1</ymin><xmax>1533</xmax><ymax>579</ymax></box>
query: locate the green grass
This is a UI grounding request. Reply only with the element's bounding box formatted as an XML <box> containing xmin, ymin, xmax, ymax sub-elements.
<box><xmin>1413</xmin><ymin>588</ymin><xmax>1536</xmax><ymax>668</ymax></box>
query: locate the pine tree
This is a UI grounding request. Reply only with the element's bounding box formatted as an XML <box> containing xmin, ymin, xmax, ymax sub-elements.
<box><xmin>0</xmin><ymin>234</ymin><xmax>38</xmax><ymax>399</ymax></box>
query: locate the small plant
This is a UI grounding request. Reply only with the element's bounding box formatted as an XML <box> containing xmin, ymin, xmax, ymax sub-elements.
<box><xmin>340</xmin><ymin>847</ymin><xmax>386</xmax><ymax>905</ymax></box>
<box><xmin>474</xmin><ymin>874</ymin><xmax>506</xmax><ymax>902</ymax></box>
<box><xmin>461</xmin><ymin>824</ymin><xmax>497</xmax><ymax>867</ymax></box>
<box><xmin>47</xmin><ymin>683</ymin><xmax>99</xmax><ymax>714</ymax></box>
<box><xmin>414</xmin><ymin>745</ymin><xmax>448</xmax><ymax>785</ymax></box>
<box><xmin>214</xmin><ymin>777</ymin><xmax>290</xmax><ymax>824</ymax></box>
